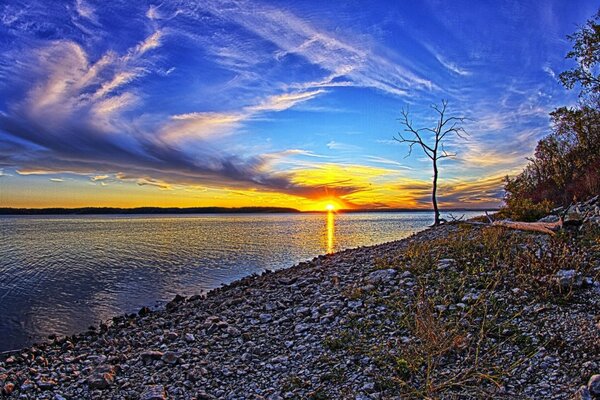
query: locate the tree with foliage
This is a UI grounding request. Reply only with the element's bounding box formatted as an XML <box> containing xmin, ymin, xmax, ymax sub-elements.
<box><xmin>504</xmin><ymin>9</ymin><xmax>600</xmax><ymax>215</ymax></box>
<box><xmin>395</xmin><ymin>100</ymin><xmax>467</xmax><ymax>226</ymax></box>
<box><xmin>559</xmin><ymin>10</ymin><xmax>600</xmax><ymax>101</ymax></box>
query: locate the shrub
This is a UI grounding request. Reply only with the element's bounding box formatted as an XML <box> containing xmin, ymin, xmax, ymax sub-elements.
<box><xmin>497</xmin><ymin>198</ymin><xmax>554</xmax><ymax>222</ymax></box>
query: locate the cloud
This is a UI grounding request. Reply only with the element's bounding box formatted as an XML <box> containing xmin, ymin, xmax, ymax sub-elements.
<box><xmin>395</xmin><ymin>175</ymin><xmax>505</xmax><ymax>208</ymax></box>
<box><xmin>543</xmin><ymin>64</ymin><xmax>557</xmax><ymax>80</ymax></box>
<box><xmin>162</xmin><ymin>89</ymin><xmax>327</xmax><ymax>142</ymax></box>
<box><xmin>90</xmin><ymin>175</ymin><xmax>109</xmax><ymax>181</ymax></box>
<box><xmin>49</xmin><ymin>178</ymin><xmax>64</xmax><ymax>182</ymax></box>
<box><xmin>326</xmin><ymin>141</ymin><xmax>361</xmax><ymax>151</ymax></box>
<box><xmin>429</xmin><ymin>49</ymin><xmax>471</xmax><ymax>76</ymax></box>
<box><xmin>188</xmin><ymin>0</ymin><xmax>435</xmax><ymax>97</ymax></box>
<box><xmin>365</xmin><ymin>156</ymin><xmax>413</xmax><ymax>170</ymax></box>
<box><xmin>74</xmin><ymin>0</ymin><xmax>97</xmax><ymax>22</ymax></box>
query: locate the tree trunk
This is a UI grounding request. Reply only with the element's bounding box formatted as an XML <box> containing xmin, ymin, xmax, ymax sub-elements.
<box><xmin>432</xmin><ymin>159</ymin><xmax>440</xmax><ymax>226</ymax></box>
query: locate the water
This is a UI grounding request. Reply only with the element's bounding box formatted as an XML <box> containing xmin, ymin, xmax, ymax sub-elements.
<box><xmin>0</xmin><ymin>211</ymin><xmax>483</xmax><ymax>351</ymax></box>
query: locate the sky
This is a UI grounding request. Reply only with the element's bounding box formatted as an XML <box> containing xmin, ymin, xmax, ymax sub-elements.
<box><xmin>0</xmin><ymin>0</ymin><xmax>597</xmax><ymax>211</ymax></box>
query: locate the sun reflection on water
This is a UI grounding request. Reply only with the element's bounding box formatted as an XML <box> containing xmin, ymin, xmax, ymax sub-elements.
<box><xmin>327</xmin><ymin>210</ymin><xmax>335</xmax><ymax>254</ymax></box>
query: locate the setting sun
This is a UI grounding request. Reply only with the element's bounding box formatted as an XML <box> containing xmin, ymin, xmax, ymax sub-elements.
<box><xmin>325</xmin><ymin>204</ymin><xmax>335</xmax><ymax>211</ymax></box>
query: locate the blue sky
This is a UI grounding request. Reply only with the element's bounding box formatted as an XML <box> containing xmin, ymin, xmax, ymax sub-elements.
<box><xmin>0</xmin><ymin>0</ymin><xmax>596</xmax><ymax>209</ymax></box>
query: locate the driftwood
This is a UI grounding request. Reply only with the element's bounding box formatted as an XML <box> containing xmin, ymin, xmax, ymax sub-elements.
<box><xmin>490</xmin><ymin>219</ymin><xmax>563</xmax><ymax>236</ymax></box>
<box><xmin>449</xmin><ymin>211</ymin><xmax>565</xmax><ymax>236</ymax></box>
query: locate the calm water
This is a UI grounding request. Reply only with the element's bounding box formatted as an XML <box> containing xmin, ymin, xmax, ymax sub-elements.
<box><xmin>0</xmin><ymin>211</ymin><xmax>482</xmax><ymax>351</ymax></box>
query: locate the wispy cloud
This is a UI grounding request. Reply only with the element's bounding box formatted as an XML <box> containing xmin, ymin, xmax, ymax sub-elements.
<box><xmin>187</xmin><ymin>0</ymin><xmax>435</xmax><ymax>97</ymax></box>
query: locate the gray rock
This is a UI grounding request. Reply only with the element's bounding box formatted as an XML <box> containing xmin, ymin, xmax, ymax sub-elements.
<box><xmin>86</xmin><ymin>365</ymin><xmax>117</xmax><ymax>389</ymax></box>
<box><xmin>574</xmin><ymin>385</ymin><xmax>592</xmax><ymax>400</ymax></box>
<box><xmin>161</xmin><ymin>351</ymin><xmax>179</xmax><ymax>364</ymax></box>
<box><xmin>185</xmin><ymin>333</ymin><xmax>195</xmax><ymax>342</ymax></box>
<box><xmin>294</xmin><ymin>323</ymin><xmax>311</xmax><ymax>333</ymax></box>
<box><xmin>367</xmin><ymin>269</ymin><xmax>397</xmax><ymax>284</ymax></box>
<box><xmin>347</xmin><ymin>300</ymin><xmax>362</xmax><ymax>309</ymax></box>
<box><xmin>141</xmin><ymin>350</ymin><xmax>164</xmax><ymax>364</ymax></box>
<box><xmin>555</xmin><ymin>269</ymin><xmax>583</xmax><ymax>290</ymax></box>
<box><xmin>140</xmin><ymin>384</ymin><xmax>167</xmax><ymax>400</ymax></box>
<box><xmin>259</xmin><ymin>313</ymin><xmax>273</xmax><ymax>323</ymax></box>
<box><xmin>589</xmin><ymin>374</ymin><xmax>600</xmax><ymax>396</ymax></box>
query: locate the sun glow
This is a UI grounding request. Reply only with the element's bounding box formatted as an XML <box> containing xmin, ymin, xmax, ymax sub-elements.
<box><xmin>325</xmin><ymin>203</ymin><xmax>335</xmax><ymax>211</ymax></box>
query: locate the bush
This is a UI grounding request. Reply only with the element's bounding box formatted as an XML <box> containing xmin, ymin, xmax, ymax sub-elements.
<box><xmin>497</xmin><ymin>198</ymin><xmax>554</xmax><ymax>222</ymax></box>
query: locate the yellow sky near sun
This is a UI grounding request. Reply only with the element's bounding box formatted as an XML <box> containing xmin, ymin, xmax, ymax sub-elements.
<box><xmin>1</xmin><ymin>162</ymin><xmax>504</xmax><ymax>210</ymax></box>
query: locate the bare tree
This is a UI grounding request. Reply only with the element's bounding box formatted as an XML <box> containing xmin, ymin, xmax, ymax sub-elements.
<box><xmin>394</xmin><ymin>100</ymin><xmax>467</xmax><ymax>226</ymax></box>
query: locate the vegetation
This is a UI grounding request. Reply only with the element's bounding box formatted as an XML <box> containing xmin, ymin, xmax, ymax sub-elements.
<box><xmin>503</xmin><ymin>10</ymin><xmax>600</xmax><ymax>215</ymax></box>
<box><xmin>395</xmin><ymin>100</ymin><xmax>468</xmax><ymax>226</ymax></box>
<box><xmin>327</xmin><ymin>224</ymin><xmax>600</xmax><ymax>398</ymax></box>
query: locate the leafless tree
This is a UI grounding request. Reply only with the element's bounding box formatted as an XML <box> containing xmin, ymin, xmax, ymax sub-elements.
<box><xmin>394</xmin><ymin>100</ymin><xmax>468</xmax><ymax>226</ymax></box>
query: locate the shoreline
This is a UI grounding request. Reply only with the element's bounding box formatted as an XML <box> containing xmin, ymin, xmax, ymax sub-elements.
<box><xmin>0</xmin><ymin>219</ymin><xmax>598</xmax><ymax>399</ymax></box>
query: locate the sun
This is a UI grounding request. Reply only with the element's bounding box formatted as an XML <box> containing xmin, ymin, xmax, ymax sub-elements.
<box><xmin>325</xmin><ymin>203</ymin><xmax>335</xmax><ymax>211</ymax></box>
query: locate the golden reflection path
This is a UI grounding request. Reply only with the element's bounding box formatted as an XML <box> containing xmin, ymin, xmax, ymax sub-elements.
<box><xmin>327</xmin><ymin>210</ymin><xmax>335</xmax><ymax>253</ymax></box>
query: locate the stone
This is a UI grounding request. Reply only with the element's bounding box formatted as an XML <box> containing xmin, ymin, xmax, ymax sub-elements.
<box><xmin>555</xmin><ymin>269</ymin><xmax>583</xmax><ymax>290</ymax></box>
<box><xmin>141</xmin><ymin>350</ymin><xmax>164</xmax><ymax>363</ymax></box>
<box><xmin>259</xmin><ymin>313</ymin><xmax>273</xmax><ymax>323</ymax></box>
<box><xmin>589</xmin><ymin>374</ymin><xmax>600</xmax><ymax>396</ymax></box>
<box><xmin>347</xmin><ymin>300</ymin><xmax>362</xmax><ymax>309</ymax></box>
<box><xmin>185</xmin><ymin>333</ymin><xmax>195</xmax><ymax>342</ymax></box>
<box><xmin>226</xmin><ymin>326</ymin><xmax>241</xmax><ymax>336</ymax></box>
<box><xmin>294</xmin><ymin>323</ymin><xmax>311</xmax><ymax>333</ymax></box>
<box><xmin>2</xmin><ymin>383</ymin><xmax>14</xmax><ymax>395</ymax></box>
<box><xmin>36</xmin><ymin>379</ymin><xmax>57</xmax><ymax>390</ymax></box>
<box><xmin>140</xmin><ymin>384</ymin><xmax>167</xmax><ymax>400</ymax></box>
<box><xmin>574</xmin><ymin>386</ymin><xmax>592</xmax><ymax>400</ymax></box>
<box><xmin>161</xmin><ymin>351</ymin><xmax>179</xmax><ymax>364</ymax></box>
<box><xmin>87</xmin><ymin>365</ymin><xmax>117</xmax><ymax>389</ymax></box>
<box><xmin>366</xmin><ymin>269</ymin><xmax>397</xmax><ymax>284</ymax></box>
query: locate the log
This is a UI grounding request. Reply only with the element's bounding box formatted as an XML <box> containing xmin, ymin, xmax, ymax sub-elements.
<box><xmin>490</xmin><ymin>219</ymin><xmax>563</xmax><ymax>236</ymax></box>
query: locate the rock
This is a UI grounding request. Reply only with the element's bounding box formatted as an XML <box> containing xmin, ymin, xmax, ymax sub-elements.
<box><xmin>37</xmin><ymin>379</ymin><xmax>57</xmax><ymax>390</ymax></box>
<box><xmin>140</xmin><ymin>384</ymin><xmax>167</xmax><ymax>400</ymax></box>
<box><xmin>347</xmin><ymin>300</ymin><xmax>362</xmax><ymax>309</ymax></box>
<box><xmin>589</xmin><ymin>374</ymin><xmax>600</xmax><ymax>396</ymax></box>
<box><xmin>259</xmin><ymin>313</ymin><xmax>273</xmax><ymax>323</ymax></box>
<box><xmin>141</xmin><ymin>350</ymin><xmax>164</xmax><ymax>364</ymax></box>
<box><xmin>575</xmin><ymin>386</ymin><xmax>593</xmax><ymax>400</ymax></box>
<box><xmin>161</xmin><ymin>351</ymin><xmax>179</xmax><ymax>364</ymax></box>
<box><xmin>185</xmin><ymin>333</ymin><xmax>195</xmax><ymax>342</ymax></box>
<box><xmin>86</xmin><ymin>365</ymin><xmax>117</xmax><ymax>389</ymax></box>
<box><xmin>366</xmin><ymin>269</ymin><xmax>397</xmax><ymax>284</ymax></box>
<box><xmin>20</xmin><ymin>381</ymin><xmax>34</xmax><ymax>392</ymax></box>
<box><xmin>554</xmin><ymin>269</ymin><xmax>583</xmax><ymax>290</ymax></box>
<box><xmin>294</xmin><ymin>323</ymin><xmax>311</xmax><ymax>333</ymax></box>
<box><xmin>226</xmin><ymin>326</ymin><xmax>241</xmax><ymax>336</ymax></box>
<box><xmin>461</xmin><ymin>293</ymin><xmax>480</xmax><ymax>303</ymax></box>
<box><xmin>538</xmin><ymin>215</ymin><xmax>559</xmax><ymax>223</ymax></box>
<box><xmin>436</xmin><ymin>258</ymin><xmax>456</xmax><ymax>270</ymax></box>
<box><xmin>2</xmin><ymin>383</ymin><xmax>14</xmax><ymax>395</ymax></box>
<box><xmin>138</xmin><ymin>306</ymin><xmax>151</xmax><ymax>316</ymax></box>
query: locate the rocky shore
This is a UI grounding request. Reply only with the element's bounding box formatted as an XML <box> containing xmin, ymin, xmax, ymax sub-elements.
<box><xmin>1</xmin><ymin>203</ymin><xmax>600</xmax><ymax>399</ymax></box>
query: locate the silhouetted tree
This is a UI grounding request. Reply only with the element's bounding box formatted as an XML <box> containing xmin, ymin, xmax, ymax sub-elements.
<box><xmin>395</xmin><ymin>100</ymin><xmax>467</xmax><ymax>226</ymax></box>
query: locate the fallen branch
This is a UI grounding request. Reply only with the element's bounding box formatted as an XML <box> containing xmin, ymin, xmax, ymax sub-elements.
<box><xmin>490</xmin><ymin>219</ymin><xmax>563</xmax><ymax>236</ymax></box>
<box><xmin>455</xmin><ymin>211</ymin><xmax>565</xmax><ymax>235</ymax></box>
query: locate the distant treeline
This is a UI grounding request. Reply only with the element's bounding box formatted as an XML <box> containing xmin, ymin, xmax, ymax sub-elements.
<box><xmin>0</xmin><ymin>207</ymin><xmax>497</xmax><ymax>215</ymax></box>
<box><xmin>0</xmin><ymin>207</ymin><xmax>301</xmax><ymax>215</ymax></box>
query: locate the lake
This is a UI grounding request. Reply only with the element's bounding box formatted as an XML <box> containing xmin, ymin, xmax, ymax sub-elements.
<box><xmin>0</xmin><ymin>211</ymin><xmax>483</xmax><ymax>351</ymax></box>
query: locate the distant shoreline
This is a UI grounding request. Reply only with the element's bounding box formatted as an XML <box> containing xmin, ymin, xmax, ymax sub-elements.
<box><xmin>0</xmin><ymin>206</ymin><xmax>498</xmax><ymax>215</ymax></box>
